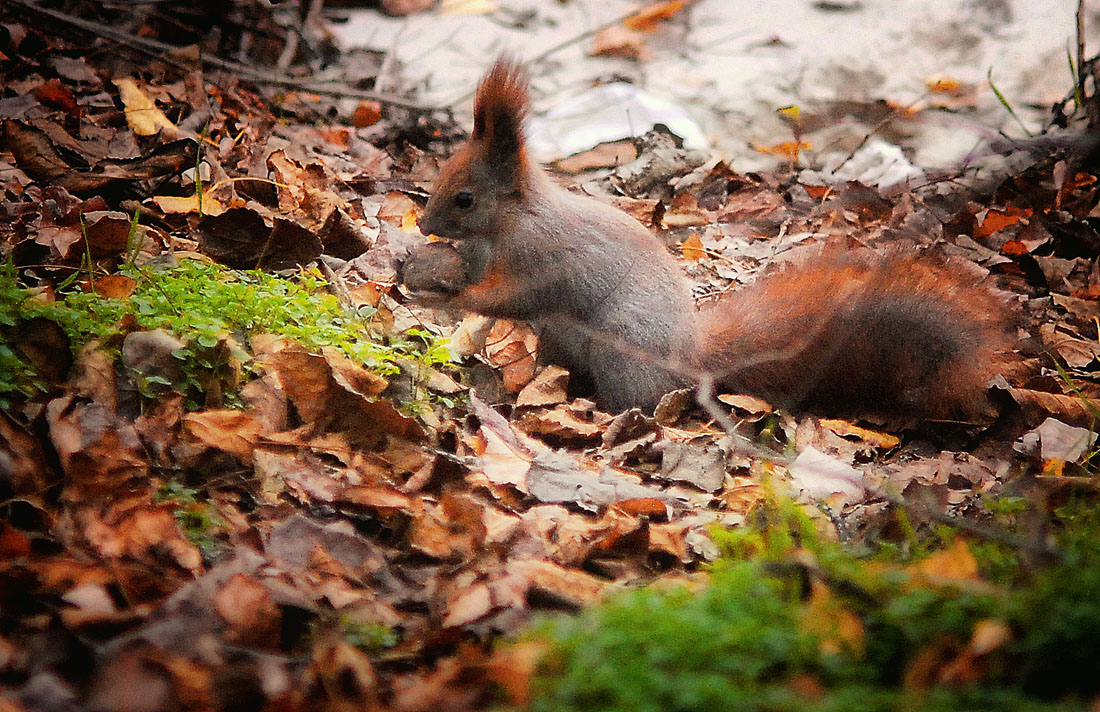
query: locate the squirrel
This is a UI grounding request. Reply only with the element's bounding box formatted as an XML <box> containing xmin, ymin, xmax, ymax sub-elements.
<box><xmin>401</xmin><ymin>58</ymin><xmax>1015</xmax><ymax>421</ymax></box>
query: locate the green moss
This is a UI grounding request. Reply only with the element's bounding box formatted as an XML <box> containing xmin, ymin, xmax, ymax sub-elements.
<box><xmin>531</xmin><ymin>496</ymin><xmax>1100</xmax><ymax>712</ymax></box>
<box><xmin>0</xmin><ymin>258</ymin><xmax>450</xmax><ymax>409</ymax></box>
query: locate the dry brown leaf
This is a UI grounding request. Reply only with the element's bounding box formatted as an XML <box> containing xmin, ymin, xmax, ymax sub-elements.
<box><xmin>717</xmin><ymin>393</ymin><xmax>774</xmax><ymax>415</ymax></box>
<box><xmin>0</xmin><ymin>410</ymin><xmax>51</xmax><ymax>495</ymax></box>
<box><xmin>506</xmin><ymin>559</ymin><xmax>606</xmax><ymax>607</ymax></box>
<box><xmin>352</xmin><ymin>100</ymin><xmax>383</xmax><ymax>128</ymax></box>
<box><xmin>517</xmin><ymin>405</ymin><xmax>603</xmax><ymax>441</ymax></box>
<box><xmin>484</xmin><ymin>320</ymin><xmax>538</xmax><ymax>393</ymax></box>
<box><xmin>84</xmin><ymin>505</ymin><xmax>202</xmax><ymax>574</ymax></box>
<box><xmin>46</xmin><ymin>397</ymin><xmax>148</xmax><ymax>497</ymax></box>
<box><xmin>378</xmin><ymin>191</ymin><xmax>421</xmax><ymax>225</ymax></box>
<box><xmin>968</xmin><ymin>619</ymin><xmax>1012</xmax><ymax>655</ymax></box>
<box><xmin>80</xmin><ymin>211</ymin><xmax>138</xmax><ymax>257</ymax></box>
<box><xmin>183</xmin><ymin>410</ymin><xmax>264</xmax><ymax>465</ymax></box>
<box><xmin>591</xmin><ymin>25</ymin><xmax>650</xmax><ymax>61</ymax></box>
<box><xmin>337</xmin><ymin>484</ymin><xmax>413</xmax><ymax>512</ymax></box>
<box><xmin>819</xmin><ymin>419</ymin><xmax>900</xmax><ymax>449</ymax></box>
<box><xmin>475</xmin><ymin>422</ymin><xmax>533</xmax><ymax>490</ymax></box>
<box><xmin>214</xmin><ymin>574</ymin><xmax>281</xmax><ymax>646</ymax></box>
<box><xmin>480</xmin><ymin>641</ymin><xmax>547</xmax><ymax>707</ymax></box>
<box><xmin>555</xmin><ymin>140</ymin><xmax>637</xmax><ymax>174</ymax></box>
<box><xmin>515</xmin><ymin>365</ymin><xmax>570</xmax><ymax>407</ymax></box>
<box><xmin>91</xmin><ymin>274</ymin><xmax>137</xmax><ymax>299</ymax></box>
<box><xmin>443</xmin><ymin>583</ymin><xmax>493</xmax><ymax>628</ymax></box>
<box><xmin>974</xmin><ymin>206</ymin><xmax>1030</xmax><ymax>239</ymax></box>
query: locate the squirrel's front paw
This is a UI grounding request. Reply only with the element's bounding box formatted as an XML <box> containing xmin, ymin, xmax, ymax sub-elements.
<box><xmin>397</xmin><ymin>240</ymin><xmax>468</xmax><ymax>303</ymax></box>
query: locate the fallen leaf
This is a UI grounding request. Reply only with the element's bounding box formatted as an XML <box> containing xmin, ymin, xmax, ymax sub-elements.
<box><xmin>754</xmin><ymin>140</ymin><xmax>811</xmax><ymax>160</ymax></box>
<box><xmin>214</xmin><ymin>574</ymin><xmax>281</xmax><ymax>646</ymax></box>
<box><xmin>974</xmin><ymin>206</ymin><xmax>1030</xmax><ymax>239</ymax></box>
<box><xmin>152</xmin><ymin>191</ymin><xmax>226</xmax><ymax>216</ymax></box>
<box><xmin>517</xmin><ymin>405</ymin><xmax>603</xmax><ymax>441</ymax></box>
<box><xmin>911</xmin><ymin>537</ymin><xmax>980</xmax><ymax>584</ymax></box>
<box><xmin>515</xmin><ymin>365</ymin><xmax>570</xmax><ymax>408</ymax></box>
<box><xmin>802</xmin><ymin>580</ymin><xmax>864</xmax><ymax>656</ymax></box>
<box><xmin>183</xmin><ymin>410</ymin><xmax>264</xmax><ymax>465</ymax></box>
<box><xmin>624</xmin><ymin>0</ymin><xmax>685</xmax><ymax>31</ymax></box>
<box><xmin>819</xmin><ymin>419</ymin><xmax>900</xmax><ymax>449</ymax></box>
<box><xmin>788</xmin><ymin>446</ymin><xmax>864</xmax><ymax>504</ymax></box>
<box><xmin>113</xmin><ymin>78</ymin><xmax>179</xmax><ymax>137</ymax></box>
<box><xmin>717</xmin><ymin>393</ymin><xmax>773</xmax><ymax>415</ymax></box>
<box><xmin>591</xmin><ymin>25</ymin><xmax>650</xmax><ymax>61</ymax></box>
<box><xmin>352</xmin><ymin>101</ymin><xmax>383</xmax><ymax>128</ymax></box>
<box><xmin>1014</xmin><ymin>417</ymin><xmax>1097</xmax><ymax>462</ymax></box>
<box><xmin>680</xmin><ymin>233</ymin><xmax>706</xmax><ymax>262</ymax></box>
<box><xmin>92</xmin><ymin>274</ymin><xmax>137</xmax><ymax>299</ymax></box>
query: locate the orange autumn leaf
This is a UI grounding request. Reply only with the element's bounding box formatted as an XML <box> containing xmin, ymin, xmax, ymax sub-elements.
<box><xmin>911</xmin><ymin>537</ymin><xmax>980</xmax><ymax>584</ymax></box>
<box><xmin>401</xmin><ymin>208</ymin><xmax>421</xmax><ymax>233</ymax></box>
<box><xmin>680</xmin><ymin>233</ymin><xmax>706</xmax><ymax>262</ymax></box>
<box><xmin>819</xmin><ymin>419</ymin><xmax>900</xmax><ymax>450</ymax></box>
<box><xmin>616</xmin><ymin>497</ymin><xmax>669</xmax><ymax>516</ymax></box>
<box><xmin>92</xmin><ymin>274</ymin><xmax>137</xmax><ymax>299</ymax></box>
<box><xmin>352</xmin><ymin>100</ymin><xmax>383</xmax><ymax>128</ymax></box>
<box><xmin>1071</xmin><ymin>172</ymin><xmax>1097</xmax><ymax>188</ymax></box>
<box><xmin>480</xmin><ymin>642</ymin><xmax>547</xmax><ymax>707</ymax></box>
<box><xmin>999</xmin><ymin>239</ymin><xmax>1029</xmax><ymax>257</ymax></box>
<box><xmin>1041</xmin><ymin>458</ymin><xmax>1066</xmax><ymax>477</ymax></box>
<box><xmin>183</xmin><ymin>410</ymin><xmax>264</xmax><ymax>465</ymax></box>
<box><xmin>624</xmin><ymin>1</ymin><xmax>685</xmax><ymax>32</ymax></box>
<box><xmin>755</xmin><ymin>140</ymin><xmax>811</xmax><ymax>160</ymax></box>
<box><xmin>802</xmin><ymin>580</ymin><xmax>864</xmax><ymax>656</ymax></box>
<box><xmin>926</xmin><ymin>75</ymin><xmax>963</xmax><ymax>95</ymax></box>
<box><xmin>974</xmin><ymin>206</ymin><xmax>1031</xmax><ymax>238</ymax></box>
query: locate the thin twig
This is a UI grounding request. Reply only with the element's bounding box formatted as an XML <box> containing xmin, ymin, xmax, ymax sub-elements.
<box><xmin>876</xmin><ymin>489</ymin><xmax>1063</xmax><ymax>560</ymax></box>
<box><xmin>440</xmin><ymin>7</ymin><xmax>642</xmax><ymax>110</ymax></box>
<box><xmin>1077</xmin><ymin>0</ymin><xmax>1086</xmax><ymax>106</ymax></box>
<box><xmin>6</xmin><ymin>0</ymin><xmax>436</xmax><ymax>112</ymax></box>
<box><xmin>527</xmin><ymin>8</ymin><xmax>638</xmax><ymax>67</ymax></box>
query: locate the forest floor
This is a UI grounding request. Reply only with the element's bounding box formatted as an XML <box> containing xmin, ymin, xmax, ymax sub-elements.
<box><xmin>3</xmin><ymin>2</ymin><xmax>1100</xmax><ymax>711</ymax></box>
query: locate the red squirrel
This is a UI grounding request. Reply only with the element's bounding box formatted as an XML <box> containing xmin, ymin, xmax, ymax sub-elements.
<box><xmin>402</xmin><ymin>58</ymin><xmax>1015</xmax><ymax>420</ymax></box>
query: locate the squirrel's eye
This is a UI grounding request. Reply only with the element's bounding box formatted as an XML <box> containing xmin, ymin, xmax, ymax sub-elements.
<box><xmin>454</xmin><ymin>191</ymin><xmax>474</xmax><ymax>209</ymax></box>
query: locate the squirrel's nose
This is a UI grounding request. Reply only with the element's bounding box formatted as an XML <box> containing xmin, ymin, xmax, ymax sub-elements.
<box><xmin>418</xmin><ymin>215</ymin><xmax>435</xmax><ymax>236</ymax></box>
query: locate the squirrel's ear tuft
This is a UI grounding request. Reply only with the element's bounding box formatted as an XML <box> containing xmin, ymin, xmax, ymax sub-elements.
<box><xmin>472</xmin><ymin>56</ymin><xmax>529</xmax><ymax>179</ymax></box>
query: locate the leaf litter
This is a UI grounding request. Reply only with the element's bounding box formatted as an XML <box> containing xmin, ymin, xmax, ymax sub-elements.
<box><xmin>2</xmin><ymin>1</ymin><xmax>1100</xmax><ymax>710</ymax></box>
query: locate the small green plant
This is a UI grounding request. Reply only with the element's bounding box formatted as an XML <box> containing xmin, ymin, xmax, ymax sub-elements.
<box><xmin>337</xmin><ymin>616</ymin><xmax>400</xmax><ymax>653</ymax></box>
<box><xmin>530</xmin><ymin>494</ymin><xmax>1100</xmax><ymax>712</ymax></box>
<box><xmin>0</xmin><ymin>263</ymin><xmax>43</xmax><ymax>408</ymax></box>
<box><xmin>154</xmin><ymin>479</ymin><xmax>226</xmax><ymax>558</ymax></box>
<box><xmin>0</xmin><ymin>258</ymin><xmax>448</xmax><ymax>409</ymax></box>
<box><xmin>394</xmin><ymin>326</ymin><xmax>459</xmax><ymax>411</ymax></box>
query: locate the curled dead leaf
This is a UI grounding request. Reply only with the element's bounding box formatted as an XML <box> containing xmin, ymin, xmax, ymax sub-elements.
<box><xmin>183</xmin><ymin>410</ymin><xmax>264</xmax><ymax>465</ymax></box>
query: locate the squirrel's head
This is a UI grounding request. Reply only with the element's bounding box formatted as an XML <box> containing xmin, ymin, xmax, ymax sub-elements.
<box><xmin>420</xmin><ymin>57</ymin><xmax>531</xmax><ymax>240</ymax></box>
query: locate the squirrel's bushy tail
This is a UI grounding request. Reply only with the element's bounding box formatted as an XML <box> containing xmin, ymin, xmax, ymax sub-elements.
<box><xmin>696</xmin><ymin>250</ymin><xmax>1016</xmax><ymax>421</ymax></box>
